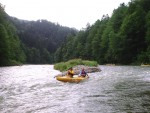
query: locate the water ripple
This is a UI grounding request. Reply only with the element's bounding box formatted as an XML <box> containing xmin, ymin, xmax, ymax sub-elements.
<box><xmin>0</xmin><ymin>65</ymin><xmax>150</xmax><ymax>113</ymax></box>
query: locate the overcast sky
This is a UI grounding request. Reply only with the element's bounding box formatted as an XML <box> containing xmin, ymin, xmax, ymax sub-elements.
<box><xmin>0</xmin><ymin>0</ymin><xmax>130</xmax><ymax>30</ymax></box>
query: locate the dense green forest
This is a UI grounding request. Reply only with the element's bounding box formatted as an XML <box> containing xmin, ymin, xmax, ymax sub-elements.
<box><xmin>0</xmin><ymin>0</ymin><xmax>150</xmax><ymax>66</ymax></box>
<box><xmin>0</xmin><ymin>3</ymin><xmax>77</xmax><ymax>66</ymax></box>
<box><xmin>10</xmin><ymin>18</ymin><xmax>77</xmax><ymax>64</ymax></box>
<box><xmin>0</xmin><ymin>4</ymin><xmax>26</xmax><ymax>66</ymax></box>
<box><xmin>55</xmin><ymin>0</ymin><xmax>150</xmax><ymax>65</ymax></box>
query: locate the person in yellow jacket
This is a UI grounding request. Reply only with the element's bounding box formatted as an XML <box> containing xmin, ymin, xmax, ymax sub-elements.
<box><xmin>67</xmin><ymin>67</ymin><xmax>74</xmax><ymax>78</ymax></box>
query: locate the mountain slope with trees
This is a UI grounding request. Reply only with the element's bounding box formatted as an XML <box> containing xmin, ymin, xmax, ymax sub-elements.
<box><xmin>55</xmin><ymin>0</ymin><xmax>150</xmax><ymax>65</ymax></box>
<box><xmin>0</xmin><ymin>3</ymin><xmax>77</xmax><ymax>66</ymax></box>
<box><xmin>10</xmin><ymin>18</ymin><xmax>78</xmax><ymax>64</ymax></box>
<box><xmin>1</xmin><ymin>0</ymin><xmax>150</xmax><ymax>66</ymax></box>
<box><xmin>0</xmin><ymin>4</ymin><xmax>25</xmax><ymax>66</ymax></box>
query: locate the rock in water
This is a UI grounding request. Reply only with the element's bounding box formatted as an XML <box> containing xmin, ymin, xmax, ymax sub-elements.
<box><xmin>73</xmin><ymin>65</ymin><xmax>101</xmax><ymax>74</ymax></box>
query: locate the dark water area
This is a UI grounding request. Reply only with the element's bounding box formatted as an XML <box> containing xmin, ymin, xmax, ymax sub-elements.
<box><xmin>0</xmin><ymin>65</ymin><xmax>150</xmax><ymax>113</ymax></box>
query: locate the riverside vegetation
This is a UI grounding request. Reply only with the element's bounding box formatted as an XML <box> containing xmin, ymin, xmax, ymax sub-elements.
<box><xmin>54</xmin><ymin>59</ymin><xmax>98</xmax><ymax>72</ymax></box>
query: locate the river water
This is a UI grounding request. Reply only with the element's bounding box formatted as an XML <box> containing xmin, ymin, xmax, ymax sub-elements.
<box><xmin>0</xmin><ymin>65</ymin><xmax>150</xmax><ymax>113</ymax></box>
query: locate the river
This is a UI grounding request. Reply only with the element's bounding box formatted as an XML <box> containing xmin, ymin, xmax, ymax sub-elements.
<box><xmin>0</xmin><ymin>65</ymin><xmax>150</xmax><ymax>113</ymax></box>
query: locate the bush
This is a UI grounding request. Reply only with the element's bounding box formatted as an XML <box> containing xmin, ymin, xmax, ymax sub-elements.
<box><xmin>54</xmin><ymin>59</ymin><xmax>98</xmax><ymax>71</ymax></box>
<box><xmin>82</xmin><ymin>60</ymin><xmax>98</xmax><ymax>66</ymax></box>
<box><xmin>54</xmin><ymin>62</ymin><xmax>66</xmax><ymax>72</ymax></box>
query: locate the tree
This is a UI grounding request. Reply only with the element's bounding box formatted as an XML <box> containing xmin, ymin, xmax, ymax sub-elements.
<box><xmin>119</xmin><ymin>5</ymin><xmax>146</xmax><ymax>64</ymax></box>
<box><xmin>0</xmin><ymin>24</ymin><xmax>10</xmax><ymax>65</ymax></box>
<box><xmin>104</xmin><ymin>4</ymin><xmax>127</xmax><ymax>64</ymax></box>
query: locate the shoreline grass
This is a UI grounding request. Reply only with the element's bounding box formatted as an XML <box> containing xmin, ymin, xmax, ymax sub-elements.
<box><xmin>54</xmin><ymin>59</ymin><xmax>98</xmax><ymax>72</ymax></box>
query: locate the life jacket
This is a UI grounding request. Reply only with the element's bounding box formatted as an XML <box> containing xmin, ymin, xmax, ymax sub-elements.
<box><xmin>80</xmin><ymin>70</ymin><xmax>86</xmax><ymax>77</ymax></box>
<box><xmin>68</xmin><ymin>70</ymin><xmax>74</xmax><ymax>77</ymax></box>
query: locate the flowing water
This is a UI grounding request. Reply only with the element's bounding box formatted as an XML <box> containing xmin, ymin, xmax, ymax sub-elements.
<box><xmin>0</xmin><ymin>65</ymin><xmax>150</xmax><ymax>113</ymax></box>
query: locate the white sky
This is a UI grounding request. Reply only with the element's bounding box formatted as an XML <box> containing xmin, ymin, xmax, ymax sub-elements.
<box><xmin>0</xmin><ymin>0</ymin><xmax>130</xmax><ymax>30</ymax></box>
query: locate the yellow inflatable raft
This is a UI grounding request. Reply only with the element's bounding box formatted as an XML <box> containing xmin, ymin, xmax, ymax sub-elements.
<box><xmin>56</xmin><ymin>76</ymin><xmax>89</xmax><ymax>83</ymax></box>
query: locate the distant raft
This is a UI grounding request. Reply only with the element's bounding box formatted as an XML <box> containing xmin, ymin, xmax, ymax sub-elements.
<box><xmin>56</xmin><ymin>76</ymin><xmax>89</xmax><ymax>83</ymax></box>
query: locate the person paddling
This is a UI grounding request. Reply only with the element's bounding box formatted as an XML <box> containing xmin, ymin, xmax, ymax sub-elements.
<box><xmin>79</xmin><ymin>68</ymin><xmax>89</xmax><ymax>78</ymax></box>
<box><xmin>66</xmin><ymin>67</ymin><xmax>74</xmax><ymax>78</ymax></box>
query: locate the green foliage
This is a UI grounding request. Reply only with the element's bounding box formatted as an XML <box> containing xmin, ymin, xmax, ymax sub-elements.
<box><xmin>0</xmin><ymin>24</ymin><xmax>10</xmax><ymax>65</ymax></box>
<box><xmin>103</xmin><ymin>4</ymin><xmax>127</xmax><ymax>64</ymax></box>
<box><xmin>0</xmin><ymin>4</ymin><xmax>26</xmax><ymax>66</ymax></box>
<box><xmin>65</xmin><ymin>59</ymin><xmax>83</xmax><ymax>70</ymax></box>
<box><xmin>54</xmin><ymin>62</ymin><xmax>67</xmax><ymax>72</ymax></box>
<box><xmin>82</xmin><ymin>60</ymin><xmax>98</xmax><ymax>67</ymax></box>
<box><xmin>55</xmin><ymin>0</ymin><xmax>150</xmax><ymax>65</ymax></box>
<box><xmin>137</xmin><ymin>49</ymin><xmax>150</xmax><ymax>64</ymax></box>
<box><xmin>11</xmin><ymin>18</ymin><xmax>77</xmax><ymax>64</ymax></box>
<box><xmin>7</xmin><ymin>60</ymin><xmax>22</xmax><ymax>66</ymax></box>
<box><xmin>118</xmin><ymin>4</ymin><xmax>146</xmax><ymax>64</ymax></box>
<box><xmin>1</xmin><ymin>0</ymin><xmax>150</xmax><ymax>65</ymax></box>
<box><xmin>145</xmin><ymin>11</ymin><xmax>150</xmax><ymax>46</ymax></box>
<box><xmin>54</xmin><ymin>59</ymin><xmax>98</xmax><ymax>71</ymax></box>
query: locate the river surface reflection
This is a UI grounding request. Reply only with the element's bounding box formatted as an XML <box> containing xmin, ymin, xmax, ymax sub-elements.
<box><xmin>0</xmin><ymin>65</ymin><xmax>150</xmax><ymax>113</ymax></box>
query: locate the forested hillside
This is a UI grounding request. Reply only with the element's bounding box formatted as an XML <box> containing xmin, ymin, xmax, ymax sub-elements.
<box><xmin>10</xmin><ymin>18</ymin><xmax>77</xmax><ymax>64</ymax></box>
<box><xmin>1</xmin><ymin>0</ymin><xmax>150</xmax><ymax>66</ymax></box>
<box><xmin>0</xmin><ymin>3</ymin><xmax>77</xmax><ymax>66</ymax></box>
<box><xmin>55</xmin><ymin>0</ymin><xmax>150</xmax><ymax>65</ymax></box>
<box><xmin>0</xmin><ymin>4</ymin><xmax>25</xmax><ymax>66</ymax></box>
